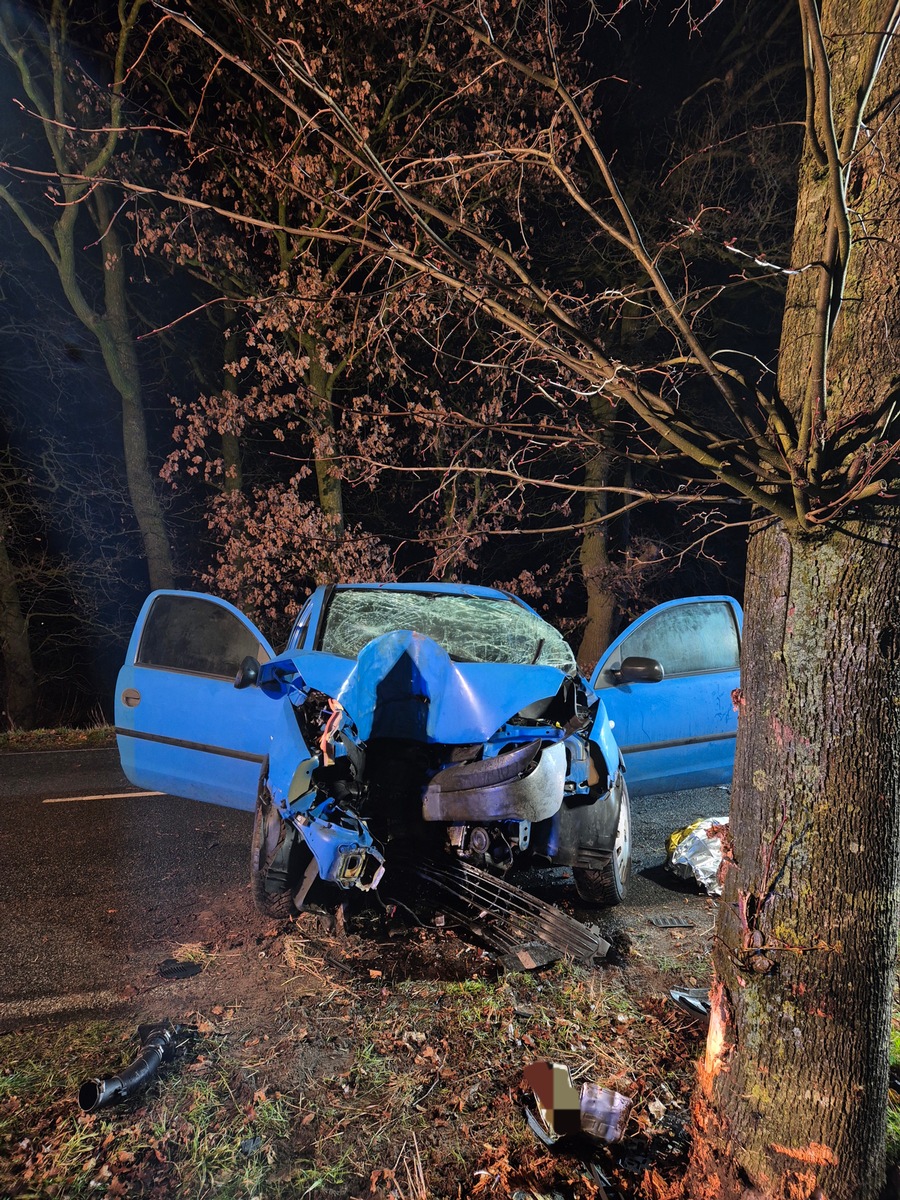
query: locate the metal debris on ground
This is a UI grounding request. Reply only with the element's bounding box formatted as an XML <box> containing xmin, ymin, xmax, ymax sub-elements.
<box><xmin>669</xmin><ymin>987</ymin><xmax>712</xmax><ymax>1024</ymax></box>
<box><xmin>78</xmin><ymin>1021</ymin><xmax>194</xmax><ymax>1112</ymax></box>
<box><xmin>411</xmin><ymin>858</ymin><xmax>611</xmax><ymax>964</ymax></box>
<box><xmin>523</xmin><ymin>1061</ymin><xmax>633</xmax><ymax>1145</ymax></box>
<box><xmin>648</xmin><ymin>914</ymin><xmax>696</xmax><ymax>928</ymax></box>
<box><xmin>156</xmin><ymin>958</ymin><xmax>202</xmax><ymax>980</ymax></box>
<box><xmin>498</xmin><ymin>942</ymin><xmax>561</xmax><ymax>972</ymax></box>
<box><xmin>665</xmin><ymin>817</ymin><xmax>729</xmax><ymax>894</ymax></box>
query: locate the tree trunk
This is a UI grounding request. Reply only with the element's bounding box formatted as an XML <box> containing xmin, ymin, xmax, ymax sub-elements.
<box><xmin>576</xmin><ymin>397</ymin><xmax>618</xmax><ymax>669</ymax></box>
<box><xmin>689</xmin><ymin>517</ymin><xmax>900</xmax><ymax>1200</ymax></box>
<box><xmin>0</xmin><ymin>507</ymin><xmax>37</xmax><ymax>729</ymax></box>
<box><xmin>576</xmin><ymin>444</ymin><xmax>616</xmax><ymax>670</ymax></box>
<box><xmin>307</xmin><ymin>354</ymin><xmax>345</xmax><ymax>537</ymax></box>
<box><xmin>687</xmin><ymin>3</ymin><xmax>900</xmax><ymax>1195</ymax></box>
<box><xmin>222</xmin><ymin>328</ymin><xmax>243</xmax><ymax>496</ymax></box>
<box><xmin>93</xmin><ymin>193</ymin><xmax>175</xmax><ymax>591</ymax></box>
<box><xmin>51</xmin><ymin>193</ymin><xmax>174</xmax><ymax>592</ymax></box>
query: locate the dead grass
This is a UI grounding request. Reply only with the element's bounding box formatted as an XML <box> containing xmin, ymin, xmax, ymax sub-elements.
<box><xmin>0</xmin><ymin>725</ymin><xmax>116</xmax><ymax>752</ymax></box>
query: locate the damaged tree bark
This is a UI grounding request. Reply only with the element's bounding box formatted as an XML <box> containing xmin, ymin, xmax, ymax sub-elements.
<box><xmin>687</xmin><ymin>1</ymin><xmax>900</xmax><ymax>1193</ymax></box>
<box><xmin>691</xmin><ymin>520</ymin><xmax>900</xmax><ymax>1199</ymax></box>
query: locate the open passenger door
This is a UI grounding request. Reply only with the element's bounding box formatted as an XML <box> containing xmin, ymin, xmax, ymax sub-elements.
<box><xmin>115</xmin><ymin>591</ymin><xmax>305</xmax><ymax>810</ymax></box>
<box><xmin>590</xmin><ymin>596</ymin><xmax>742</xmax><ymax>797</ymax></box>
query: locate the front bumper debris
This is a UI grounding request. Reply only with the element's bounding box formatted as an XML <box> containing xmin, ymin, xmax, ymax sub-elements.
<box><xmin>422</xmin><ymin>739</ymin><xmax>566</xmax><ymax>823</ymax></box>
<box><xmin>409</xmin><ymin>857</ymin><xmax>610</xmax><ymax>964</ymax></box>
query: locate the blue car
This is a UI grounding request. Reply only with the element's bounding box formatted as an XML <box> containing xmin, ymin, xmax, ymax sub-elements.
<box><xmin>115</xmin><ymin>584</ymin><xmax>741</xmax><ymax>913</ymax></box>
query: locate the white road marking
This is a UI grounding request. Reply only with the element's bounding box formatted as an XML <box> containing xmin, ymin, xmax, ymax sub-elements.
<box><xmin>43</xmin><ymin>790</ymin><xmax>163</xmax><ymax>804</ymax></box>
<box><xmin>0</xmin><ymin>990</ymin><xmax>128</xmax><ymax>1022</ymax></box>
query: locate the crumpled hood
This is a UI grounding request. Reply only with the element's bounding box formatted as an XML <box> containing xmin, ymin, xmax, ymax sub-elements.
<box><xmin>298</xmin><ymin>629</ymin><xmax>567</xmax><ymax>743</ymax></box>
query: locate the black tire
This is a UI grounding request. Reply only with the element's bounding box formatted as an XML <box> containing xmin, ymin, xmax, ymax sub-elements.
<box><xmin>250</xmin><ymin>788</ymin><xmax>301</xmax><ymax>917</ymax></box>
<box><xmin>573</xmin><ymin>775</ymin><xmax>632</xmax><ymax>906</ymax></box>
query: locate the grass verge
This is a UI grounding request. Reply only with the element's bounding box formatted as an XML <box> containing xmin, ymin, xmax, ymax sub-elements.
<box><xmin>0</xmin><ymin>726</ymin><xmax>116</xmax><ymax>753</ymax></box>
<box><xmin>0</xmin><ymin>924</ymin><xmax>707</xmax><ymax>1199</ymax></box>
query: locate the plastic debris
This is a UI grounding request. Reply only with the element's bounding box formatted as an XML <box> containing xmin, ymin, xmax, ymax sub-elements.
<box><xmin>78</xmin><ymin>1021</ymin><xmax>194</xmax><ymax>1112</ymax></box>
<box><xmin>499</xmin><ymin>943</ymin><xmax>561</xmax><ymax>972</ymax></box>
<box><xmin>157</xmin><ymin>958</ymin><xmax>202</xmax><ymax>980</ymax></box>
<box><xmin>648</xmin><ymin>914</ymin><xmax>695</xmax><ymax>928</ymax></box>
<box><xmin>665</xmin><ymin>817</ymin><xmax>728</xmax><ymax>894</ymax></box>
<box><xmin>523</xmin><ymin>1061</ymin><xmax>633</xmax><ymax>1145</ymax></box>
<box><xmin>647</xmin><ymin>1097</ymin><xmax>667</xmax><ymax>1123</ymax></box>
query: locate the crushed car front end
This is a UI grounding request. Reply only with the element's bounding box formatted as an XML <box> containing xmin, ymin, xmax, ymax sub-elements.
<box><xmin>247</xmin><ymin>587</ymin><xmax>627</xmax><ymax>908</ymax></box>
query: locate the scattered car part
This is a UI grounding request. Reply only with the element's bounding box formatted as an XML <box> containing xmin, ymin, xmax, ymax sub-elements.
<box><xmin>669</xmin><ymin>987</ymin><xmax>712</xmax><ymax>1025</ymax></box>
<box><xmin>665</xmin><ymin>817</ymin><xmax>729</xmax><ymax>894</ymax></box>
<box><xmin>649</xmin><ymin>915</ymin><xmax>696</xmax><ymax>928</ymax></box>
<box><xmin>410</xmin><ymin>858</ymin><xmax>610</xmax><ymax>963</ymax></box>
<box><xmin>498</xmin><ymin>942</ymin><xmax>561</xmax><ymax>972</ymax></box>
<box><xmin>156</xmin><ymin>958</ymin><xmax>202</xmax><ymax>980</ymax></box>
<box><xmin>78</xmin><ymin>1021</ymin><xmax>192</xmax><ymax>1112</ymax></box>
<box><xmin>523</xmin><ymin>1061</ymin><xmax>633</xmax><ymax>1144</ymax></box>
<box><xmin>422</xmin><ymin>738</ymin><xmax>566</xmax><ymax>822</ymax></box>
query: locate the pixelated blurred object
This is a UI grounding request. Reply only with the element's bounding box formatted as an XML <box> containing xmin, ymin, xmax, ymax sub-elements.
<box><xmin>523</xmin><ymin>1061</ymin><xmax>633</xmax><ymax>1144</ymax></box>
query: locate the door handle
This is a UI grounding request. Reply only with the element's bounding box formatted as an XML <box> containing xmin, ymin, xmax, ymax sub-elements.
<box><xmin>121</xmin><ymin>688</ymin><xmax>141</xmax><ymax>708</ymax></box>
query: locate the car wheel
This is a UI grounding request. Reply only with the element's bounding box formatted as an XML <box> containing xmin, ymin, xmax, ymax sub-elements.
<box><xmin>573</xmin><ymin>775</ymin><xmax>632</xmax><ymax>906</ymax></box>
<box><xmin>250</xmin><ymin>788</ymin><xmax>300</xmax><ymax>917</ymax></box>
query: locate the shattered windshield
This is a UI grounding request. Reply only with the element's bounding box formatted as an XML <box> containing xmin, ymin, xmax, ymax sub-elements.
<box><xmin>319</xmin><ymin>589</ymin><xmax>577</xmax><ymax>674</ymax></box>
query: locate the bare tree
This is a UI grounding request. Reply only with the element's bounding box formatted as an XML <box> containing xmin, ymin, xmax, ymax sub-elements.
<box><xmin>0</xmin><ymin>460</ymin><xmax>37</xmax><ymax>728</ymax></box>
<box><xmin>0</xmin><ymin>0</ymin><xmax>173</xmax><ymax>589</ymax></box>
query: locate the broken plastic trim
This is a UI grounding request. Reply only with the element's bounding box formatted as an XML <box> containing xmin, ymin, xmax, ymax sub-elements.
<box><xmin>157</xmin><ymin>958</ymin><xmax>202</xmax><ymax>980</ymax></box>
<box><xmin>422</xmin><ymin>739</ymin><xmax>566</xmax><ymax>823</ymax></box>
<box><xmin>410</xmin><ymin>857</ymin><xmax>610</xmax><ymax>963</ymax></box>
<box><xmin>78</xmin><ymin>1022</ymin><xmax>192</xmax><ymax>1112</ymax></box>
<box><xmin>296</xmin><ymin>811</ymin><xmax>385</xmax><ymax>891</ymax></box>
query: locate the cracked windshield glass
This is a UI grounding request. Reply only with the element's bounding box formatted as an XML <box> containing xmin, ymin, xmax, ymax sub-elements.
<box><xmin>320</xmin><ymin>589</ymin><xmax>577</xmax><ymax>674</ymax></box>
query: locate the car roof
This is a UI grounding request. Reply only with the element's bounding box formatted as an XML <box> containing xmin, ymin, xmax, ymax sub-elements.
<box><xmin>323</xmin><ymin>582</ymin><xmax>526</xmax><ymax>603</ymax></box>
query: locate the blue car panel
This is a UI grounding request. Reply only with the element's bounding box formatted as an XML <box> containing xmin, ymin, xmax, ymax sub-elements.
<box><xmin>115</xmin><ymin>591</ymin><xmax>303</xmax><ymax>811</ymax></box>
<box><xmin>590</xmin><ymin>595</ymin><xmax>742</xmax><ymax>797</ymax></box>
<box><xmin>266</xmin><ymin>641</ymin><xmax>570</xmax><ymax>744</ymax></box>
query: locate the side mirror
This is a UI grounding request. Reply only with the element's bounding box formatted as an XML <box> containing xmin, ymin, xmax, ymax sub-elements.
<box><xmin>234</xmin><ymin>655</ymin><xmax>261</xmax><ymax>689</ymax></box>
<box><xmin>612</xmin><ymin>655</ymin><xmax>664</xmax><ymax>684</ymax></box>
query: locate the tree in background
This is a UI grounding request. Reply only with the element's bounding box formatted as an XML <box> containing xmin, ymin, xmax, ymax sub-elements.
<box><xmin>121</xmin><ymin>0</ymin><xmax>660</xmax><ymax>648</ymax></box>
<box><xmin>0</xmin><ymin>0</ymin><xmax>173</xmax><ymax>590</ymax></box>
<box><xmin>0</xmin><ymin>430</ymin><xmax>135</xmax><ymax>729</ymax></box>
<box><xmin>113</xmin><ymin>0</ymin><xmax>900</xmax><ymax>1195</ymax></box>
<box><xmin>0</xmin><ymin>451</ymin><xmax>36</xmax><ymax>728</ymax></box>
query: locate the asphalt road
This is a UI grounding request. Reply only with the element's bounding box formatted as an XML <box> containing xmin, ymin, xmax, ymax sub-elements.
<box><xmin>0</xmin><ymin>747</ymin><xmax>252</xmax><ymax>1024</ymax></box>
<box><xmin>0</xmin><ymin>747</ymin><xmax>728</xmax><ymax>1022</ymax></box>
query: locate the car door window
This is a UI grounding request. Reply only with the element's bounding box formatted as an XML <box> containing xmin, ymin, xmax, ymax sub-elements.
<box><xmin>136</xmin><ymin>594</ymin><xmax>268</xmax><ymax>678</ymax></box>
<box><xmin>599</xmin><ymin>600</ymin><xmax>739</xmax><ymax>683</ymax></box>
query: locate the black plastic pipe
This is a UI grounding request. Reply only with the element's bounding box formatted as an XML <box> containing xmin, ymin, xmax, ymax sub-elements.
<box><xmin>78</xmin><ymin>1023</ymin><xmax>181</xmax><ymax>1113</ymax></box>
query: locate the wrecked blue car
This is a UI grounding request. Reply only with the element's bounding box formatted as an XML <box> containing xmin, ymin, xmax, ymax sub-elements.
<box><xmin>115</xmin><ymin>585</ymin><xmax>741</xmax><ymax>920</ymax></box>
